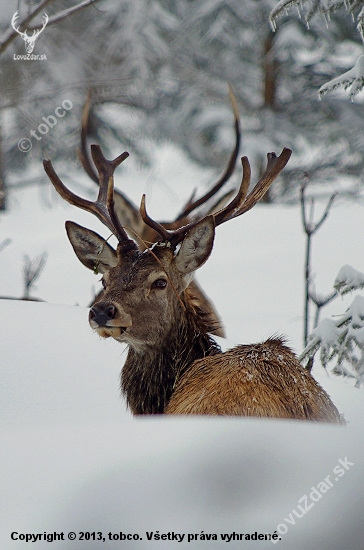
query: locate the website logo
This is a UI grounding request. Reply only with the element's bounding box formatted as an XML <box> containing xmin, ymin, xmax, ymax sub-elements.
<box><xmin>11</xmin><ymin>11</ymin><xmax>48</xmax><ymax>55</ymax></box>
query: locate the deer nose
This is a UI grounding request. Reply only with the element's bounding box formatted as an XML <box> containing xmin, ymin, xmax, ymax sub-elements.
<box><xmin>89</xmin><ymin>303</ymin><xmax>117</xmax><ymax>326</ymax></box>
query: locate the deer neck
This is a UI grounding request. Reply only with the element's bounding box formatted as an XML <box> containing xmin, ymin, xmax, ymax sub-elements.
<box><xmin>121</xmin><ymin>292</ymin><xmax>221</xmax><ymax>414</ymax></box>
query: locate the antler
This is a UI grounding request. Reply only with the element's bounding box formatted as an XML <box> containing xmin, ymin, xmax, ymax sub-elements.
<box><xmin>140</xmin><ymin>148</ymin><xmax>292</xmax><ymax>248</ymax></box>
<box><xmin>78</xmin><ymin>87</ymin><xmax>241</xmax><ymax>230</ymax></box>
<box><xmin>43</xmin><ymin>145</ymin><xmax>134</xmax><ymax>245</ymax></box>
<box><xmin>78</xmin><ymin>92</ymin><xmax>99</xmax><ymax>183</ymax></box>
<box><xmin>175</xmin><ymin>85</ymin><xmax>241</xmax><ymax>221</ymax></box>
<box><xmin>214</xmin><ymin>148</ymin><xmax>292</xmax><ymax>225</ymax></box>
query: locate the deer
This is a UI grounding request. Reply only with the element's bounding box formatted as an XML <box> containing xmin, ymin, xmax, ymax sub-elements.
<box><xmin>11</xmin><ymin>11</ymin><xmax>48</xmax><ymax>54</ymax></box>
<box><xmin>75</xmin><ymin>89</ymin><xmax>243</xmax><ymax>337</ymax></box>
<box><xmin>43</xmin><ymin>140</ymin><xmax>342</xmax><ymax>422</ymax></box>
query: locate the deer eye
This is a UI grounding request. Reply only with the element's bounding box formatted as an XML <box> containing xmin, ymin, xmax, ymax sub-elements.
<box><xmin>152</xmin><ymin>278</ymin><xmax>167</xmax><ymax>290</ymax></box>
<box><xmin>101</xmin><ymin>277</ymin><xmax>107</xmax><ymax>289</ymax></box>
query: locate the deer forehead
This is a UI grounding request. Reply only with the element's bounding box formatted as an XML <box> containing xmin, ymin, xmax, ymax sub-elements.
<box><xmin>105</xmin><ymin>246</ymin><xmax>176</xmax><ymax>290</ymax></box>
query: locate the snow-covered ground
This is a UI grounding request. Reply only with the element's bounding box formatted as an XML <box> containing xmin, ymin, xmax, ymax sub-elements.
<box><xmin>1</xmin><ymin>145</ymin><xmax>364</xmax><ymax>549</ymax></box>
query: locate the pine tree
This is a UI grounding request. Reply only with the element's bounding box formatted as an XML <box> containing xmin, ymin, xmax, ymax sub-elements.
<box><xmin>270</xmin><ymin>0</ymin><xmax>364</xmax><ymax>99</ymax></box>
<box><xmin>1</xmin><ymin>0</ymin><xmax>364</xmax><ymax>205</ymax></box>
<box><xmin>300</xmin><ymin>265</ymin><xmax>364</xmax><ymax>388</ymax></box>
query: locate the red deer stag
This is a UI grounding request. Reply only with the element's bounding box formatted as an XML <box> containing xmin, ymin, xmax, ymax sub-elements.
<box><xmin>44</xmin><ymin>142</ymin><xmax>342</xmax><ymax>421</ymax></box>
<box><xmin>76</xmin><ymin>91</ymin><xmax>242</xmax><ymax>337</ymax></box>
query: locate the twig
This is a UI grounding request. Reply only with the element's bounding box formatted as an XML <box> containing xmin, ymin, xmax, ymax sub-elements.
<box><xmin>309</xmin><ymin>287</ymin><xmax>337</xmax><ymax>329</ymax></box>
<box><xmin>0</xmin><ymin>238</ymin><xmax>11</xmax><ymax>253</ymax></box>
<box><xmin>28</xmin><ymin>0</ymin><xmax>104</xmax><ymax>30</ymax></box>
<box><xmin>300</xmin><ymin>176</ymin><xmax>337</xmax><ymax>346</ymax></box>
<box><xmin>22</xmin><ymin>252</ymin><xmax>48</xmax><ymax>299</ymax></box>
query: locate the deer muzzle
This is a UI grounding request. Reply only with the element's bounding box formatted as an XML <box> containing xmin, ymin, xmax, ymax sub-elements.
<box><xmin>89</xmin><ymin>302</ymin><xmax>132</xmax><ymax>338</ymax></box>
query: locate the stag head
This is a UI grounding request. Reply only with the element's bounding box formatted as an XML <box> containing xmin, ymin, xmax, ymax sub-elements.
<box><xmin>65</xmin><ymin>215</ymin><xmax>214</xmax><ymax>349</ymax></box>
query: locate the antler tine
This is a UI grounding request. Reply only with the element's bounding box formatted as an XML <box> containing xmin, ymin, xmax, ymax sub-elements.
<box><xmin>140</xmin><ymin>195</ymin><xmax>171</xmax><ymax>241</ymax></box>
<box><xmin>77</xmin><ymin>93</ymin><xmax>99</xmax><ymax>183</ymax></box>
<box><xmin>213</xmin><ymin>155</ymin><xmax>251</xmax><ymax>226</ymax></box>
<box><xmin>140</xmin><ymin>194</ymin><xmax>212</xmax><ymax>249</ymax></box>
<box><xmin>236</xmin><ymin>148</ymin><xmax>292</xmax><ymax>216</ymax></box>
<box><xmin>175</xmin><ymin>84</ymin><xmax>241</xmax><ymax>221</ymax></box>
<box><xmin>43</xmin><ymin>158</ymin><xmax>114</xmax><ymax>235</ymax></box>
<box><xmin>214</xmin><ymin>148</ymin><xmax>292</xmax><ymax>226</ymax></box>
<box><xmin>90</xmin><ymin>145</ymin><xmax>131</xmax><ymax>242</ymax></box>
<box><xmin>77</xmin><ymin>95</ymin><xmax>142</xmax><ymax>225</ymax></box>
<box><xmin>43</xmin><ymin>146</ymin><xmax>132</xmax><ymax>243</ymax></box>
<box><xmin>139</xmin><ymin>147</ymin><xmax>291</xmax><ymax>249</ymax></box>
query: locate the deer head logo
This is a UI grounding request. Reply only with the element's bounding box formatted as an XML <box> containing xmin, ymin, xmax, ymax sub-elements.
<box><xmin>11</xmin><ymin>11</ymin><xmax>48</xmax><ymax>54</ymax></box>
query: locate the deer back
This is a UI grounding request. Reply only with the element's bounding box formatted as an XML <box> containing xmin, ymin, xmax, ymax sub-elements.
<box><xmin>166</xmin><ymin>338</ymin><xmax>342</xmax><ymax>422</ymax></box>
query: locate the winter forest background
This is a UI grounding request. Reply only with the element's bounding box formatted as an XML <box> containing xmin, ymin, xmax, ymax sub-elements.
<box><xmin>2</xmin><ymin>0</ymin><xmax>364</xmax><ymax>383</ymax></box>
<box><xmin>2</xmin><ymin>0</ymin><xmax>364</xmax><ymax>206</ymax></box>
<box><xmin>1</xmin><ymin>2</ymin><xmax>364</xmax><ymax>548</ymax></box>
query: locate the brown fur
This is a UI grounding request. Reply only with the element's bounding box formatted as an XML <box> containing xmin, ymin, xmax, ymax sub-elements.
<box><xmin>121</xmin><ymin>289</ymin><xmax>221</xmax><ymax>414</ymax></box>
<box><xmin>165</xmin><ymin>338</ymin><xmax>342</xmax><ymax>422</ymax></box>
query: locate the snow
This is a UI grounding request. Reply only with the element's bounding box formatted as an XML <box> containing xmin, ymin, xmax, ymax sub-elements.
<box><xmin>302</xmin><ymin>295</ymin><xmax>364</xmax><ymax>384</ymax></box>
<box><xmin>334</xmin><ymin>264</ymin><xmax>364</xmax><ymax>294</ymax></box>
<box><xmin>358</xmin><ymin>7</ymin><xmax>364</xmax><ymax>42</ymax></box>
<box><xmin>318</xmin><ymin>55</ymin><xmax>364</xmax><ymax>100</ymax></box>
<box><xmin>1</xmin><ymin>146</ymin><xmax>364</xmax><ymax>549</ymax></box>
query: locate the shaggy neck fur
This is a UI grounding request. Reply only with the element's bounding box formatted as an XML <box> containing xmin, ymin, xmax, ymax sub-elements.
<box><xmin>121</xmin><ymin>291</ymin><xmax>221</xmax><ymax>414</ymax></box>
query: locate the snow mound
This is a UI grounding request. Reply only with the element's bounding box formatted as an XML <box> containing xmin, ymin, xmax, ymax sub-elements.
<box><xmin>1</xmin><ymin>300</ymin><xmax>364</xmax><ymax>550</ymax></box>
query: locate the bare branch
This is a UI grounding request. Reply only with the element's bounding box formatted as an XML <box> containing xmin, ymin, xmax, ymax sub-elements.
<box><xmin>0</xmin><ymin>238</ymin><xmax>11</xmax><ymax>253</ymax></box>
<box><xmin>301</xmin><ymin>175</ymin><xmax>334</xmax><ymax>236</ymax></box>
<box><xmin>31</xmin><ymin>0</ymin><xmax>104</xmax><ymax>30</ymax></box>
<box><xmin>300</xmin><ymin>174</ymin><xmax>338</xmax><ymax>346</ymax></box>
<box><xmin>311</xmin><ymin>193</ymin><xmax>338</xmax><ymax>234</ymax></box>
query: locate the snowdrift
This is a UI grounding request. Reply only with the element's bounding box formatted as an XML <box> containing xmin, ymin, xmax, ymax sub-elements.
<box><xmin>1</xmin><ymin>300</ymin><xmax>364</xmax><ymax>550</ymax></box>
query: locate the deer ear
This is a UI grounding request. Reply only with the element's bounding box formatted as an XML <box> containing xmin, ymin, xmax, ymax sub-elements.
<box><xmin>175</xmin><ymin>216</ymin><xmax>215</xmax><ymax>275</ymax></box>
<box><xmin>65</xmin><ymin>221</ymin><xmax>117</xmax><ymax>273</ymax></box>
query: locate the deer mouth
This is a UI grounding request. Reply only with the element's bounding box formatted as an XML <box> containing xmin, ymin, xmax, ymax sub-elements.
<box><xmin>94</xmin><ymin>325</ymin><xmax>129</xmax><ymax>339</ymax></box>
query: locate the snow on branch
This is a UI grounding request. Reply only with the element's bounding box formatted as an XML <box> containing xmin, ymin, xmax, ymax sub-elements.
<box><xmin>358</xmin><ymin>7</ymin><xmax>364</xmax><ymax>41</ymax></box>
<box><xmin>269</xmin><ymin>0</ymin><xmax>350</xmax><ymax>31</ymax></box>
<box><xmin>270</xmin><ymin>1</ymin><xmax>364</xmax><ymax>100</ymax></box>
<box><xmin>334</xmin><ymin>264</ymin><xmax>364</xmax><ymax>294</ymax></box>
<box><xmin>300</xmin><ymin>295</ymin><xmax>364</xmax><ymax>387</ymax></box>
<box><xmin>269</xmin><ymin>1</ymin><xmax>301</xmax><ymax>31</ymax></box>
<box><xmin>318</xmin><ymin>55</ymin><xmax>364</xmax><ymax>99</ymax></box>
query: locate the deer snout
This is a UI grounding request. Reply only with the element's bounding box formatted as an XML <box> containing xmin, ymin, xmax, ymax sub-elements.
<box><xmin>89</xmin><ymin>302</ymin><xmax>132</xmax><ymax>338</ymax></box>
<box><xmin>89</xmin><ymin>303</ymin><xmax>116</xmax><ymax>325</ymax></box>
